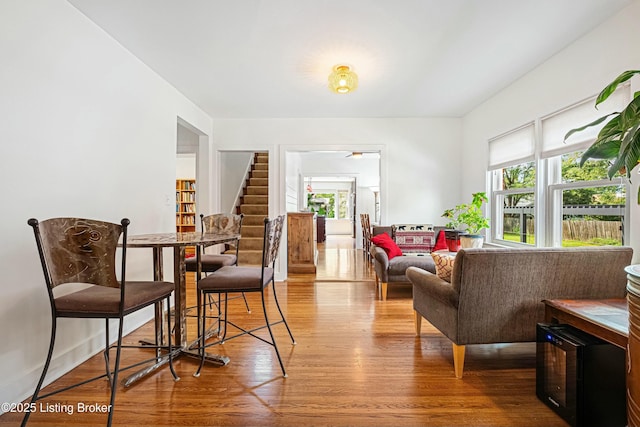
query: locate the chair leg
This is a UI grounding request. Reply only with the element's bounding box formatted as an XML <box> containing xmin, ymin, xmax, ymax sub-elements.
<box><xmin>104</xmin><ymin>318</ymin><xmax>112</xmax><ymax>385</ymax></box>
<box><xmin>261</xmin><ymin>290</ymin><xmax>287</xmax><ymax>378</ymax></box>
<box><xmin>21</xmin><ymin>318</ymin><xmax>57</xmax><ymax>427</ymax></box>
<box><xmin>195</xmin><ymin>291</ymin><xmax>228</xmax><ymax>377</ymax></box>
<box><xmin>106</xmin><ymin>318</ymin><xmax>125</xmax><ymax>427</ymax></box>
<box><xmin>196</xmin><ymin>288</ymin><xmax>203</xmax><ymax>347</ymax></box>
<box><xmin>270</xmin><ymin>280</ymin><xmax>295</xmax><ymax>345</ymax></box>
<box><xmin>452</xmin><ymin>343</ymin><xmax>466</xmax><ymax>379</ymax></box>
<box><xmin>414</xmin><ymin>310</ymin><xmax>422</xmax><ymax>336</ymax></box>
<box><xmin>241</xmin><ymin>292</ymin><xmax>251</xmax><ymax>313</ymax></box>
<box><xmin>194</xmin><ymin>290</ymin><xmax>206</xmax><ymax>378</ymax></box>
<box><xmin>220</xmin><ymin>293</ymin><xmax>229</xmax><ymax>343</ymax></box>
<box><xmin>165</xmin><ymin>295</ymin><xmax>179</xmax><ymax>382</ymax></box>
<box><xmin>381</xmin><ymin>282</ymin><xmax>388</xmax><ymax>301</ymax></box>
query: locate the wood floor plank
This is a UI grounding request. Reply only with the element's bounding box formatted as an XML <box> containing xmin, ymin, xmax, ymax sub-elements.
<box><xmin>2</xmin><ymin>240</ymin><xmax>567</xmax><ymax>426</ymax></box>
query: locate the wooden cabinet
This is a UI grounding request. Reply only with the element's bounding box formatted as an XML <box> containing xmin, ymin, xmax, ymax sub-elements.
<box><xmin>176</xmin><ymin>179</ymin><xmax>196</xmax><ymax>232</ymax></box>
<box><xmin>316</xmin><ymin>215</ymin><xmax>326</xmax><ymax>243</ymax></box>
<box><xmin>287</xmin><ymin>212</ymin><xmax>317</xmax><ymax>274</ymax></box>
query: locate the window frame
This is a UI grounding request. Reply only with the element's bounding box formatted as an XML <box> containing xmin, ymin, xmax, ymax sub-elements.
<box><xmin>487</xmin><ymin>85</ymin><xmax>631</xmax><ymax>249</ymax></box>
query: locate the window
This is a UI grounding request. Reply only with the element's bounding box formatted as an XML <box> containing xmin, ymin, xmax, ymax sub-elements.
<box><xmin>492</xmin><ymin>161</ymin><xmax>536</xmax><ymax>245</ymax></box>
<box><xmin>488</xmin><ymin>84</ymin><xmax>630</xmax><ymax>248</ymax></box>
<box><xmin>307</xmin><ymin>192</ymin><xmax>335</xmax><ymax>217</ymax></box>
<box><xmin>549</xmin><ymin>150</ymin><xmax>625</xmax><ymax>247</ymax></box>
<box><xmin>489</xmin><ymin>124</ymin><xmax>536</xmax><ymax>246</ymax></box>
<box><xmin>308</xmin><ymin>191</ymin><xmax>352</xmax><ymax>219</ymax></box>
<box><xmin>337</xmin><ymin>190</ymin><xmax>349</xmax><ymax>220</ymax></box>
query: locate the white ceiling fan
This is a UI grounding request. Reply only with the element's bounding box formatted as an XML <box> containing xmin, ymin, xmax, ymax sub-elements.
<box><xmin>345</xmin><ymin>151</ymin><xmax>379</xmax><ymax>159</ymax></box>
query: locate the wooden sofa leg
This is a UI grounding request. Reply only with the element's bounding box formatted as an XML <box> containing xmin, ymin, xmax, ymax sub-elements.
<box><xmin>381</xmin><ymin>282</ymin><xmax>388</xmax><ymax>301</ymax></box>
<box><xmin>452</xmin><ymin>343</ymin><xmax>466</xmax><ymax>379</ymax></box>
<box><xmin>414</xmin><ymin>310</ymin><xmax>422</xmax><ymax>335</ymax></box>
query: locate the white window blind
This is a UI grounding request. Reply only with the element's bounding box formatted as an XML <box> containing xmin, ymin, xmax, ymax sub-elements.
<box><xmin>540</xmin><ymin>84</ymin><xmax>630</xmax><ymax>158</ymax></box>
<box><xmin>488</xmin><ymin>123</ymin><xmax>535</xmax><ymax>170</ymax></box>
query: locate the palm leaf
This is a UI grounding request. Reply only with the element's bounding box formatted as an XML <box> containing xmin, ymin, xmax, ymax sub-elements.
<box><xmin>623</xmin><ymin>130</ymin><xmax>640</xmax><ymax>179</ymax></box>
<box><xmin>608</xmin><ymin>154</ymin><xmax>626</xmax><ymax>180</ymax></box>
<box><xmin>620</xmin><ymin>95</ymin><xmax>640</xmax><ymax>134</ymax></box>
<box><xmin>580</xmin><ymin>139</ymin><xmax>621</xmax><ymax>166</ymax></box>
<box><xmin>564</xmin><ymin>113</ymin><xmax>617</xmax><ymax>141</ymax></box>
<box><xmin>620</xmin><ymin>122</ymin><xmax>640</xmax><ymax>155</ymax></box>
<box><xmin>595</xmin><ymin>70</ymin><xmax>640</xmax><ymax>106</ymax></box>
<box><xmin>597</xmin><ymin>115</ymin><xmax>622</xmax><ymax>139</ymax></box>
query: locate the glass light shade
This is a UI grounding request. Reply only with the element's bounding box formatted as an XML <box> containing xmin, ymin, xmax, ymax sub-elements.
<box><xmin>328</xmin><ymin>65</ymin><xmax>358</xmax><ymax>94</ymax></box>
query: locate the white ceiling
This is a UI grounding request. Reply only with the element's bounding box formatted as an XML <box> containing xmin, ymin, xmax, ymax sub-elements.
<box><xmin>67</xmin><ymin>0</ymin><xmax>633</xmax><ymax>119</ymax></box>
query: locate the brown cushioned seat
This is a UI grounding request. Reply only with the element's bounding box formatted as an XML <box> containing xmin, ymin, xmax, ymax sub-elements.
<box><xmin>185</xmin><ymin>254</ymin><xmax>237</xmax><ymax>271</ymax></box>
<box><xmin>55</xmin><ymin>281</ymin><xmax>175</xmax><ymax>316</ymax></box>
<box><xmin>198</xmin><ymin>266</ymin><xmax>274</xmax><ymax>292</ymax></box>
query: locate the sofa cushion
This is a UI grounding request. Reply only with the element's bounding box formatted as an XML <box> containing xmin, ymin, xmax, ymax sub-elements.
<box><xmin>389</xmin><ymin>254</ymin><xmax>436</xmax><ymax>276</ymax></box>
<box><xmin>432</xmin><ymin>230</ymin><xmax>448</xmax><ymax>252</ymax></box>
<box><xmin>431</xmin><ymin>251</ymin><xmax>455</xmax><ymax>282</ymax></box>
<box><xmin>371</xmin><ymin>233</ymin><xmax>402</xmax><ymax>260</ymax></box>
<box><xmin>393</xmin><ymin>224</ymin><xmax>435</xmax><ymax>253</ymax></box>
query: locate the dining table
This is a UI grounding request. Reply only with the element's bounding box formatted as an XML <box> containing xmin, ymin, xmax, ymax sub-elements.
<box><xmin>121</xmin><ymin>230</ymin><xmax>240</xmax><ymax>386</ymax></box>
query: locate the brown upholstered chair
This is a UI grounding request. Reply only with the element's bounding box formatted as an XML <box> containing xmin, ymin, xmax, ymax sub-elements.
<box><xmin>185</xmin><ymin>213</ymin><xmax>243</xmax><ymax>273</ymax></box>
<box><xmin>185</xmin><ymin>213</ymin><xmax>249</xmax><ymax>313</ymax></box>
<box><xmin>24</xmin><ymin>217</ymin><xmax>179</xmax><ymax>427</ymax></box>
<box><xmin>360</xmin><ymin>213</ymin><xmax>372</xmax><ymax>262</ymax></box>
<box><xmin>193</xmin><ymin>215</ymin><xmax>295</xmax><ymax>378</ymax></box>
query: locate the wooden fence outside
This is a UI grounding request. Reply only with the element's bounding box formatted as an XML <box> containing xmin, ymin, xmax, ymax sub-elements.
<box><xmin>561</xmin><ymin>220</ymin><xmax>622</xmax><ymax>242</ymax></box>
<box><xmin>504</xmin><ymin>218</ymin><xmax>622</xmax><ymax>242</ymax></box>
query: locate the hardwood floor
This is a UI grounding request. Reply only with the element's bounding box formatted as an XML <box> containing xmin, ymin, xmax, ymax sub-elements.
<box><xmin>3</xmin><ymin>236</ymin><xmax>567</xmax><ymax>426</ymax></box>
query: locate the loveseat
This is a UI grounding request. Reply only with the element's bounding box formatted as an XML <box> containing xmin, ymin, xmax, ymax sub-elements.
<box><xmin>406</xmin><ymin>246</ymin><xmax>633</xmax><ymax>378</ymax></box>
<box><xmin>370</xmin><ymin>224</ymin><xmax>446</xmax><ymax>300</ymax></box>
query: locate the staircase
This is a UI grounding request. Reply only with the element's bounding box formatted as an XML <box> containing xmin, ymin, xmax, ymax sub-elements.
<box><xmin>236</xmin><ymin>152</ymin><xmax>269</xmax><ymax>265</ymax></box>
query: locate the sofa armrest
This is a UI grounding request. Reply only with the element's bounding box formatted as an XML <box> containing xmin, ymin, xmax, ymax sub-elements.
<box><xmin>370</xmin><ymin>245</ymin><xmax>390</xmax><ymax>282</ymax></box>
<box><xmin>371</xmin><ymin>245</ymin><xmax>389</xmax><ymax>269</ymax></box>
<box><xmin>406</xmin><ymin>266</ymin><xmax>459</xmax><ymax>309</ymax></box>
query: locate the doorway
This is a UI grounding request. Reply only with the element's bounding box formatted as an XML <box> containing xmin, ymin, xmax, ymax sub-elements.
<box><xmin>176</xmin><ymin>118</ymin><xmax>211</xmax><ymax>230</ymax></box>
<box><xmin>289</xmin><ymin>150</ymin><xmax>380</xmax><ymax>247</ymax></box>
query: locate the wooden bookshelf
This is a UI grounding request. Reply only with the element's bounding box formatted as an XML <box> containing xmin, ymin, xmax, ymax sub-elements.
<box><xmin>176</xmin><ymin>179</ymin><xmax>196</xmax><ymax>232</ymax></box>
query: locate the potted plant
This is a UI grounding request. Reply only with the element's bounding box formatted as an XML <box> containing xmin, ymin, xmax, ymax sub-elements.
<box><xmin>442</xmin><ymin>192</ymin><xmax>490</xmax><ymax>250</ymax></box>
<box><xmin>564</xmin><ymin>69</ymin><xmax>640</xmax><ymax>201</ymax></box>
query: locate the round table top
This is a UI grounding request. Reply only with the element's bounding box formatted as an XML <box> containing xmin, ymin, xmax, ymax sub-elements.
<box><xmin>125</xmin><ymin>231</ymin><xmax>240</xmax><ymax>248</ymax></box>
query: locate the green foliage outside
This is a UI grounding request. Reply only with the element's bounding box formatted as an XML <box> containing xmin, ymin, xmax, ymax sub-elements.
<box><xmin>561</xmin><ymin>152</ymin><xmax>624</xmax><ymax>212</ymax></box>
<box><xmin>307</xmin><ymin>193</ymin><xmax>335</xmax><ymax>217</ymax></box>
<box><xmin>502</xmin><ymin>151</ymin><xmax>625</xmax><ymax>246</ymax></box>
<box><xmin>502</xmin><ymin>232</ymin><xmax>619</xmax><ymax>247</ymax></box>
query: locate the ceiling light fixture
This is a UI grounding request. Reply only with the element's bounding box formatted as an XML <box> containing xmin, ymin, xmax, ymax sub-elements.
<box><xmin>351</xmin><ymin>152</ymin><xmax>363</xmax><ymax>159</ymax></box>
<box><xmin>328</xmin><ymin>65</ymin><xmax>358</xmax><ymax>94</ymax></box>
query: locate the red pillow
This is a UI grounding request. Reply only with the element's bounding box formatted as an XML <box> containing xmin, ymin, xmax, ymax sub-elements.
<box><xmin>432</xmin><ymin>230</ymin><xmax>448</xmax><ymax>252</ymax></box>
<box><xmin>371</xmin><ymin>233</ymin><xmax>403</xmax><ymax>260</ymax></box>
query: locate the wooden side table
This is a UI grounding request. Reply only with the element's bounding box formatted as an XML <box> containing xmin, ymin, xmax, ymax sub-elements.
<box><xmin>543</xmin><ymin>298</ymin><xmax>628</xmax><ymax>349</ymax></box>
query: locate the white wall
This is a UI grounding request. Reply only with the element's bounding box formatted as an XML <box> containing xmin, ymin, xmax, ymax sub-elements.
<box><xmin>462</xmin><ymin>0</ymin><xmax>640</xmax><ymax>261</ymax></box>
<box><xmin>176</xmin><ymin>153</ymin><xmax>196</xmax><ymax>179</ymax></box>
<box><xmin>0</xmin><ymin>0</ymin><xmax>213</xmax><ymax>409</ymax></box>
<box><xmin>213</xmin><ymin>118</ymin><xmax>462</xmax><ymax>271</ymax></box>
<box><xmin>219</xmin><ymin>151</ymin><xmax>253</xmax><ymax>213</ymax></box>
<box><xmin>285</xmin><ymin>152</ymin><xmax>302</xmax><ymax>212</ymax></box>
<box><xmin>213</xmin><ymin>118</ymin><xmax>463</xmax><ymax>225</ymax></box>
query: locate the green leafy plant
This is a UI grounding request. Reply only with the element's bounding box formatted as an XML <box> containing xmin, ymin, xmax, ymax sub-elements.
<box><xmin>564</xmin><ymin>69</ymin><xmax>640</xmax><ymax>181</ymax></box>
<box><xmin>442</xmin><ymin>192</ymin><xmax>490</xmax><ymax>235</ymax></box>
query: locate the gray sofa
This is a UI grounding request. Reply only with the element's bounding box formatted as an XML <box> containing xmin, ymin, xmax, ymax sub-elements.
<box><xmin>406</xmin><ymin>246</ymin><xmax>633</xmax><ymax>378</ymax></box>
<box><xmin>370</xmin><ymin>225</ymin><xmax>444</xmax><ymax>301</ymax></box>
